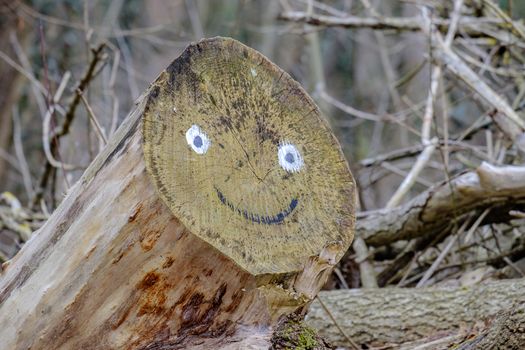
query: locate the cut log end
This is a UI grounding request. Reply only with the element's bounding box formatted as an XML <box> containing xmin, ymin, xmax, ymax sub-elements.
<box><xmin>143</xmin><ymin>37</ymin><xmax>355</xmax><ymax>276</ymax></box>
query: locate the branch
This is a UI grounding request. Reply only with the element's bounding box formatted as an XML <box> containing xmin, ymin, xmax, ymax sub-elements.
<box><xmin>430</xmin><ymin>31</ymin><xmax>525</xmax><ymax>130</ymax></box>
<box><xmin>31</xmin><ymin>43</ymin><xmax>107</xmax><ymax>209</ymax></box>
<box><xmin>279</xmin><ymin>11</ymin><xmax>504</xmax><ymax>32</ymax></box>
<box><xmin>358</xmin><ymin>162</ymin><xmax>525</xmax><ymax>246</ymax></box>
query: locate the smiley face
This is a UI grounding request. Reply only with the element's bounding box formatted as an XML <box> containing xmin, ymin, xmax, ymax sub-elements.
<box><xmin>143</xmin><ymin>38</ymin><xmax>355</xmax><ymax>275</ymax></box>
<box><xmin>185</xmin><ymin>123</ymin><xmax>302</xmax><ymax>225</ymax></box>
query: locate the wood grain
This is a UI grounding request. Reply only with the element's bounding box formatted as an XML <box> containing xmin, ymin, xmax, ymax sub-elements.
<box><xmin>143</xmin><ymin>37</ymin><xmax>355</xmax><ymax>275</ymax></box>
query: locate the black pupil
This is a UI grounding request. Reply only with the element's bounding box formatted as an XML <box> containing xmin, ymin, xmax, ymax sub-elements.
<box><xmin>285</xmin><ymin>152</ymin><xmax>295</xmax><ymax>163</ymax></box>
<box><xmin>193</xmin><ymin>135</ymin><xmax>203</xmax><ymax>148</ymax></box>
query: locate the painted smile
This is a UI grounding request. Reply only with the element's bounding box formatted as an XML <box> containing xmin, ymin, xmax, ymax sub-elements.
<box><xmin>214</xmin><ymin>187</ymin><xmax>298</xmax><ymax>225</ymax></box>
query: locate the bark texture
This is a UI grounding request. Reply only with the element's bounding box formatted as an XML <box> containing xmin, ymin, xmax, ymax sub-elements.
<box><xmin>358</xmin><ymin>163</ymin><xmax>525</xmax><ymax>247</ymax></box>
<box><xmin>307</xmin><ymin>278</ymin><xmax>525</xmax><ymax>347</ymax></box>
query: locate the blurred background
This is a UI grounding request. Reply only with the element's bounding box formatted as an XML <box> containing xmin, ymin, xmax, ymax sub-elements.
<box><xmin>1</xmin><ymin>0</ymin><xmax>525</xmax><ymax>292</ymax></box>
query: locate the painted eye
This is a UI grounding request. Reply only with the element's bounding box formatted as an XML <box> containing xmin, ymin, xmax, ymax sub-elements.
<box><xmin>185</xmin><ymin>124</ymin><xmax>210</xmax><ymax>154</ymax></box>
<box><xmin>278</xmin><ymin>143</ymin><xmax>304</xmax><ymax>173</ymax></box>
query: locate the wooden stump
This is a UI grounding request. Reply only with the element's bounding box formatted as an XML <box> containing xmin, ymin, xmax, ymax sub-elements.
<box><xmin>0</xmin><ymin>37</ymin><xmax>355</xmax><ymax>349</ymax></box>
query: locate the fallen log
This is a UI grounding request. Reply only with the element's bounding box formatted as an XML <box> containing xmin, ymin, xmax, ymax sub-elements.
<box><xmin>0</xmin><ymin>37</ymin><xmax>355</xmax><ymax>349</ymax></box>
<box><xmin>358</xmin><ymin>162</ymin><xmax>525</xmax><ymax>247</ymax></box>
<box><xmin>307</xmin><ymin>278</ymin><xmax>525</xmax><ymax>347</ymax></box>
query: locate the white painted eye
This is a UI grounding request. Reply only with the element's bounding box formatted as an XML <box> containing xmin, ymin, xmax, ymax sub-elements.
<box><xmin>278</xmin><ymin>142</ymin><xmax>304</xmax><ymax>173</ymax></box>
<box><xmin>185</xmin><ymin>124</ymin><xmax>210</xmax><ymax>154</ymax></box>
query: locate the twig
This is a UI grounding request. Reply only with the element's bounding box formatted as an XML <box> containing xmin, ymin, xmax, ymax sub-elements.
<box><xmin>12</xmin><ymin>106</ymin><xmax>33</xmax><ymax>199</ymax></box>
<box><xmin>31</xmin><ymin>43</ymin><xmax>107</xmax><ymax>209</ymax></box>
<box><xmin>315</xmin><ymin>295</ymin><xmax>360</xmax><ymax>350</ymax></box>
<box><xmin>16</xmin><ymin>2</ymin><xmax>167</xmax><ymax>38</ymax></box>
<box><xmin>320</xmin><ymin>89</ymin><xmax>421</xmax><ymax>136</ymax></box>
<box><xmin>464</xmin><ymin>208</ymin><xmax>490</xmax><ymax>243</ymax></box>
<box><xmin>421</xmin><ymin>66</ymin><xmax>441</xmax><ymax>143</ymax></box>
<box><xmin>185</xmin><ymin>0</ymin><xmax>204</xmax><ymax>39</ymax></box>
<box><xmin>427</xmin><ymin>25</ymin><xmax>525</xmax><ymax>130</ymax></box>
<box><xmin>0</xmin><ymin>48</ymin><xmax>47</xmax><ymax>95</ymax></box>
<box><xmin>353</xmin><ymin>236</ymin><xmax>378</xmax><ymax>288</ymax></box>
<box><xmin>279</xmin><ymin>11</ymin><xmax>503</xmax><ymax>32</ymax></box>
<box><xmin>502</xmin><ymin>256</ymin><xmax>525</xmax><ymax>277</ymax></box>
<box><xmin>385</xmin><ymin>2</ymin><xmax>464</xmax><ymax>209</ymax></box>
<box><xmin>332</xmin><ymin>267</ymin><xmax>349</xmax><ymax>289</ymax></box>
<box><xmin>106</xmin><ymin>41</ymin><xmax>121</xmax><ymax>137</ymax></box>
<box><xmin>52</xmin><ymin>44</ymin><xmax>107</xmax><ymax>139</ymax></box>
<box><xmin>380</xmin><ymin>161</ymin><xmax>434</xmax><ymax>188</ymax></box>
<box><xmin>9</xmin><ymin>32</ymin><xmax>47</xmax><ymax>117</ymax></box>
<box><xmin>482</xmin><ymin>0</ymin><xmax>525</xmax><ymax>41</ymax></box>
<box><xmin>295</xmin><ymin>0</ymin><xmax>348</xmax><ymax>17</ymax></box>
<box><xmin>0</xmin><ymin>148</ymin><xmax>21</xmax><ymax>174</ymax></box>
<box><xmin>386</xmin><ymin>137</ymin><xmax>438</xmax><ymax>208</ymax></box>
<box><xmin>42</xmin><ymin>71</ymin><xmax>76</xmax><ymax>170</ymax></box>
<box><xmin>360</xmin><ymin>139</ymin><xmax>492</xmax><ymax>171</ymax></box>
<box><xmin>359</xmin><ymin>162</ymin><xmax>525</xmax><ymax>247</ymax></box>
<box><xmin>77</xmin><ymin>89</ymin><xmax>108</xmax><ymax>145</ymax></box>
<box><xmin>416</xmin><ymin>219</ymin><xmax>469</xmax><ymax>287</ymax></box>
<box><xmin>115</xmin><ymin>32</ymin><xmax>139</xmax><ymax>100</ymax></box>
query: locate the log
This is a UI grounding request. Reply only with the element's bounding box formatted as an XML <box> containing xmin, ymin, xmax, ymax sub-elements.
<box><xmin>455</xmin><ymin>299</ymin><xmax>525</xmax><ymax>349</ymax></box>
<box><xmin>0</xmin><ymin>37</ymin><xmax>356</xmax><ymax>349</ymax></box>
<box><xmin>358</xmin><ymin>162</ymin><xmax>525</xmax><ymax>247</ymax></box>
<box><xmin>307</xmin><ymin>278</ymin><xmax>525</xmax><ymax>347</ymax></box>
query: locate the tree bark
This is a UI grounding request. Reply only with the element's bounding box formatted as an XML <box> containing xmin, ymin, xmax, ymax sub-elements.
<box><xmin>0</xmin><ymin>37</ymin><xmax>355</xmax><ymax>349</ymax></box>
<box><xmin>307</xmin><ymin>278</ymin><xmax>525</xmax><ymax>347</ymax></box>
<box><xmin>357</xmin><ymin>163</ymin><xmax>525</xmax><ymax>247</ymax></box>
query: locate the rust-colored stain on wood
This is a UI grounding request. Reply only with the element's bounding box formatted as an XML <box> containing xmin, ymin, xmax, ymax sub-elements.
<box><xmin>137</xmin><ymin>202</ymin><xmax>171</xmax><ymax>252</ymax></box>
<box><xmin>162</xmin><ymin>256</ymin><xmax>175</xmax><ymax>269</ymax></box>
<box><xmin>136</xmin><ymin>271</ymin><xmax>170</xmax><ymax>316</ymax></box>
<box><xmin>128</xmin><ymin>204</ymin><xmax>142</xmax><ymax>222</ymax></box>
<box><xmin>139</xmin><ymin>228</ymin><xmax>162</xmax><ymax>252</ymax></box>
<box><xmin>176</xmin><ymin>283</ymin><xmax>232</xmax><ymax>337</ymax></box>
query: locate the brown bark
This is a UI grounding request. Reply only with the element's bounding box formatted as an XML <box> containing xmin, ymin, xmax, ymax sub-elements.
<box><xmin>456</xmin><ymin>300</ymin><xmax>525</xmax><ymax>349</ymax></box>
<box><xmin>357</xmin><ymin>163</ymin><xmax>525</xmax><ymax>247</ymax></box>
<box><xmin>307</xmin><ymin>278</ymin><xmax>525</xmax><ymax>347</ymax></box>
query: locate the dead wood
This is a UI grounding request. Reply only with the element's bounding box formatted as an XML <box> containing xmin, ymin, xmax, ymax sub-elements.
<box><xmin>307</xmin><ymin>278</ymin><xmax>525</xmax><ymax>348</ymax></box>
<box><xmin>358</xmin><ymin>162</ymin><xmax>525</xmax><ymax>247</ymax></box>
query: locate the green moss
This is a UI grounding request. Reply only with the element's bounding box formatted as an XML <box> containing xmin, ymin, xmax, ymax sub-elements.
<box><xmin>294</xmin><ymin>325</ymin><xmax>319</xmax><ymax>350</ymax></box>
<box><xmin>271</xmin><ymin>317</ymin><xmax>330</xmax><ymax>350</ymax></box>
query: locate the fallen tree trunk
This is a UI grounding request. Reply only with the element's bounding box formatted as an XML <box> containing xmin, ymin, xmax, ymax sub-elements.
<box><xmin>0</xmin><ymin>37</ymin><xmax>356</xmax><ymax>349</ymax></box>
<box><xmin>358</xmin><ymin>162</ymin><xmax>525</xmax><ymax>247</ymax></box>
<box><xmin>307</xmin><ymin>278</ymin><xmax>525</xmax><ymax>347</ymax></box>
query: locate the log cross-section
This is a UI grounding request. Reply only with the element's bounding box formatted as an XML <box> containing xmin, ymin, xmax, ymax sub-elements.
<box><xmin>0</xmin><ymin>37</ymin><xmax>355</xmax><ymax>349</ymax></box>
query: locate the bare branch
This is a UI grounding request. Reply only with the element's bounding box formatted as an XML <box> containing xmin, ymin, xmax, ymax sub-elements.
<box><xmin>279</xmin><ymin>11</ymin><xmax>504</xmax><ymax>32</ymax></box>
<box><xmin>359</xmin><ymin>162</ymin><xmax>525</xmax><ymax>246</ymax></box>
